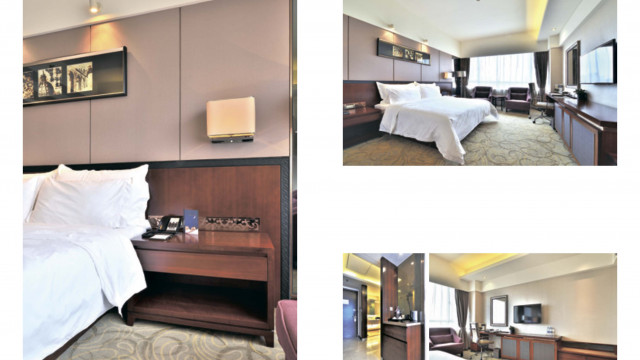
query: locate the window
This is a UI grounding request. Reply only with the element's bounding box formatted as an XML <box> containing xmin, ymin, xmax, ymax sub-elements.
<box><xmin>468</xmin><ymin>52</ymin><xmax>536</xmax><ymax>91</ymax></box>
<box><xmin>428</xmin><ymin>282</ymin><xmax>458</xmax><ymax>330</ymax></box>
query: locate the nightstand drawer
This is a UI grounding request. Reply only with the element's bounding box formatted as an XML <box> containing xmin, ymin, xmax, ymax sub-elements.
<box><xmin>383</xmin><ymin>325</ymin><xmax>407</xmax><ymax>342</ymax></box>
<box><xmin>136</xmin><ymin>249</ymin><xmax>268</xmax><ymax>281</ymax></box>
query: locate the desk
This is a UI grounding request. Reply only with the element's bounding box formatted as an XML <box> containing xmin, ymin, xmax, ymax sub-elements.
<box><xmin>125</xmin><ymin>231</ymin><xmax>276</xmax><ymax>347</ymax></box>
<box><xmin>546</xmin><ymin>93</ymin><xmax>617</xmax><ymax>165</ymax></box>
<box><xmin>499</xmin><ymin>333</ymin><xmax>562</xmax><ymax>360</ymax></box>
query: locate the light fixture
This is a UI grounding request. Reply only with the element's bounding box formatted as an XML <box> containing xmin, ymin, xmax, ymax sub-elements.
<box><xmin>456</xmin><ymin>71</ymin><xmax>467</xmax><ymax>97</ymax></box>
<box><xmin>89</xmin><ymin>0</ymin><xmax>101</xmax><ymax>14</ymax></box>
<box><xmin>552</xmin><ymin>27</ymin><xmax>557</xmax><ymax>32</ymax></box>
<box><xmin>206</xmin><ymin>96</ymin><xmax>256</xmax><ymax>143</ymax></box>
<box><xmin>388</xmin><ymin>24</ymin><xmax>395</xmax><ymax>31</ymax></box>
<box><xmin>443</xmin><ymin>71</ymin><xmax>454</xmax><ymax>79</ymax></box>
<box><xmin>422</xmin><ymin>39</ymin><xmax>428</xmax><ymax>44</ymax></box>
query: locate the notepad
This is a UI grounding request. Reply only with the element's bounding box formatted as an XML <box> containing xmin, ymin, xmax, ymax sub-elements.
<box><xmin>150</xmin><ymin>233</ymin><xmax>173</xmax><ymax>241</ymax></box>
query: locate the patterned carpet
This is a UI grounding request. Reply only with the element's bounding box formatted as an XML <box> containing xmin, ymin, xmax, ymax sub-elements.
<box><xmin>343</xmin><ymin>110</ymin><xmax>576</xmax><ymax>166</ymax></box>
<box><xmin>58</xmin><ymin>310</ymin><xmax>285</xmax><ymax>360</ymax></box>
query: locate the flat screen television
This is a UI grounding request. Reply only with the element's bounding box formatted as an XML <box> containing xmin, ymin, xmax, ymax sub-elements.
<box><xmin>513</xmin><ymin>304</ymin><xmax>542</xmax><ymax>324</ymax></box>
<box><xmin>580</xmin><ymin>39</ymin><xmax>616</xmax><ymax>84</ymax></box>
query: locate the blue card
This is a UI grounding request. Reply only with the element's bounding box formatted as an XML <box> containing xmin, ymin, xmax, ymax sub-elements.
<box><xmin>184</xmin><ymin>209</ymin><xmax>199</xmax><ymax>234</ymax></box>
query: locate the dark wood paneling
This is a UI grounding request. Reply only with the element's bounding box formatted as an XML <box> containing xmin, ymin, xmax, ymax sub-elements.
<box><xmin>383</xmin><ymin>324</ymin><xmax>407</xmax><ymax>342</ymax></box>
<box><xmin>406</xmin><ymin>325</ymin><xmax>422</xmax><ymax>360</ymax></box>
<box><xmin>147</xmin><ymin>165</ymin><xmax>281</xmax><ymax>295</ymax></box>
<box><xmin>361</xmin><ymin>285</ymin><xmax>368</xmax><ymax>338</ymax></box>
<box><xmin>343</xmin><ymin>81</ymin><xmax>454</xmax><ymax>108</ymax></box>
<box><xmin>381</xmin><ymin>257</ymin><xmax>398</xmax><ymax>322</ymax></box>
<box><xmin>382</xmin><ymin>334</ymin><xmax>408</xmax><ymax>360</ymax></box>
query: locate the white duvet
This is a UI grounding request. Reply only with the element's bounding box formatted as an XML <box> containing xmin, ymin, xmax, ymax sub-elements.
<box><xmin>379</xmin><ymin>97</ymin><xmax>498</xmax><ymax>164</ymax></box>
<box><xmin>23</xmin><ymin>223</ymin><xmax>147</xmax><ymax>360</ymax></box>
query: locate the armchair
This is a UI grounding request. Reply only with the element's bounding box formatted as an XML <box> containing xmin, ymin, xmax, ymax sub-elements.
<box><xmin>471</xmin><ymin>86</ymin><xmax>493</xmax><ymax>101</ymax></box>
<box><xmin>505</xmin><ymin>87</ymin><xmax>531</xmax><ymax>115</ymax></box>
<box><xmin>429</xmin><ymin>327</ymin><xmax>464</xmax><ymax>357</ymax></box>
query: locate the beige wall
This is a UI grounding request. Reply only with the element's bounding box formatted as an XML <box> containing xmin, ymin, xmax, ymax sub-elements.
<box><xmin>482</xmin><ymin>266</ymin><xmax>616</xmax><ymax>344</ymax></box>
<box><xmin>429</xmin><ymin>254</ymin><xmax>470</xmax><ymax>291</ymax></box>
<box><xmin>343</xmin><ymin>16</ymin><xmax>454</xmax><ymax>83</ymax></box>
<box><xmin>23</xmin><ymin>0</ymin><xmax>290</xmax><ymax>166</ymax></box>
<box><xmin>561</xmin><ymin>0</ymin><xmax>616</xmax><ymax>108</ymax></box>
<box><xmin>549</xmin><ymin>47</ymin><xmax>563</xmax><ymax>92</ymax></box>
<box><xmin>459</xmin><ymin>31</ymin><xmax>548</xmax><ymax>58</ymax></box>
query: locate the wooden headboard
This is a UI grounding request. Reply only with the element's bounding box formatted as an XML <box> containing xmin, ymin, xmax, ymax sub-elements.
<box><xmin>23</xmin><ymin>157</ymin><xmax>291</xmax><ymax>299</ymax></box>
<box><xmin>343</xmin><ymin>80</ymin><xmax>454</xmax><ymax>107</ymax></box>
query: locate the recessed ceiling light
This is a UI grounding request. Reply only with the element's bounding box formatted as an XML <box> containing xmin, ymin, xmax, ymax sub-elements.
<box><xmin>552</xmin><ymin>27</ymin><xmax>557</xmax><ymax>31</ymax></box>
<box><xmin>89</xmin><ymin>0</ymin><xmax>101</xmax><ymax>14</ymax></box>
<box><xmin>388</xmin><ymin>24</ymin><xmax>395</xmax><ymax>31</ymax></box>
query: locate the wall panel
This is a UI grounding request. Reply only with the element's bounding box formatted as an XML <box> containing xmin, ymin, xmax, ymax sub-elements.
<box><xmin>90</xmin><ymin>9</ymin><xmax>180</xmax><ymax>163</ymax></box>
<box><xmin>343</xmin><ymin>14</ymin><xmax>349</xmax><ymax>80</ymax></box>
<box><xmin>23</xmin><ymin>27</ymin><xmax>91</xmax><ymax>166</ymax></box>
<box><xmin>180</xmin><ymin>0</ymin><xmax>290</xmax><ymax>160</ymax></box>
<box><xmin>439</xmin><ymin>51</ymin><xmax>453</xmax><ymax>81</ymax></box>
<box><xmin>421</xmin><ymin>46</ymin><xmax>440</xmax><ymax>82</ymax></box>
<box><xmin>348</xmin><ymin>17</ymin><xmax>394</xmax><ymax>81</ymax></box>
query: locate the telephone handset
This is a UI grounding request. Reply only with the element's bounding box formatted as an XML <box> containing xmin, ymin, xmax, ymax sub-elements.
<box><xmin>159</xmin><ymin>215</ymin><xmax>183</xmax><ymax>233</ymax></box>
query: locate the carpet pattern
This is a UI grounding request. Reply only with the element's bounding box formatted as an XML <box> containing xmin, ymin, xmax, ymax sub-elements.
<box><xmin>58</xmin><ymin>311</ymin><xmax>285</xmax><ymax>360</ymax></box>
<box><xmin>343</xmin><ymin>111</ymin><xmax>576</xmax><ymax>166</ymax></box>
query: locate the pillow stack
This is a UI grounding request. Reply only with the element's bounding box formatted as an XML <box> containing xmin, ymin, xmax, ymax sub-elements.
<box><xmin>24</xmin><ymin>164</ymin><xmax>150</xmax><ymax>228</ymax></box>
<box><xmin>376</xmin><ymin>82</ymin><xmax>442</xmax><ymax>105</ymax></box>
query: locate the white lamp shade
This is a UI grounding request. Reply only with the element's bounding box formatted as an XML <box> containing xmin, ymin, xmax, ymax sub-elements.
<box><xmin>456</xmin><ymin>71</ymin><xmax>467</xmax><ymax>78</ymax></box>
<box><xmin>206</xmin><ymin>96</ymin><xmax>255</xmax><ymax>140</ymax></box>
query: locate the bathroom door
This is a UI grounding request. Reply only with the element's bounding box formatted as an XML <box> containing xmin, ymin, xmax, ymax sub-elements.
<box><xmin>343</xmin><ymin>289</ymin><xmax>358</xmax><ymax>339</ymax></box>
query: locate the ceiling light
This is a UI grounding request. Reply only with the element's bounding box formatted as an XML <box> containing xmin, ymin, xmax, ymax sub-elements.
<box><xmin>388</xmin><ymin>24</ymin><xmax>395</xmax><ymax>31</ymax></box>
<box><xmin>89</xmin><ymin>0</ymin><xmax>101</xmax><ymax>14</ymax></box>
<box><xmin>411</xmin><ymin>261</ymin><xmax>414</xmax><ymax>265</ymax></box>
<box><xmin>552</xmin><ymin>27</ymin><xmax>557</xmax><ymax>31</ymax></box>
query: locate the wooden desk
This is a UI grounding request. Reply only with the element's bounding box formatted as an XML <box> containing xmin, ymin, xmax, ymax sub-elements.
<box><xmin>343</xmin><ymin>107</ymin><xmax>383</xmax><ymax>148</ymax></box>
<box><xmin>546</xmin><ymin>94</ymin><xmax>617</xmax><ymax>165</ymax></box>
<box><xmin>125</xmin><ymin>231</ymin><xmax>276</xmax><ymax>347</ymax></box>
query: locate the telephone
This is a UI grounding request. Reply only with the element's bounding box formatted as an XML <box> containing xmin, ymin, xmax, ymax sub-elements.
<box><xmin>159</xmin><ymin>215</ymin><xmax>183</xmax><ymax>233</ymax></box>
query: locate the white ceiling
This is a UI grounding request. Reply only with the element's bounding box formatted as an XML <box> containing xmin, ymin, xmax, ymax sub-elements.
<box><xmin>355</xmin><ymin>253</ymin><xmax>413</xmax><ymax>267</ymax></box>
<box><xmin>538</xmin><ymin>0</ymin><xmax>582</xmax><ymax>40</ymax></box>
<box><xmin>23</xmin><ymin>0</ymin><xmax>211</xmax><ymax>38</ymax></box>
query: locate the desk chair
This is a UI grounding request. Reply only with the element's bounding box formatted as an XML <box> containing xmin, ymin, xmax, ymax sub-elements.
<box><xmin>478</xmin><ymin>339</ymin><xmax>494</xmax><ymax>360</ymax></box>
<box><xmin>470</xmin><ymin>323</ymin><xmax>489</xmax><ymax>358</ymax></box>
<box><xmin>528</xmin><ymin>82</ymin><xmax>551</xmax><ymax>124</ymax></box>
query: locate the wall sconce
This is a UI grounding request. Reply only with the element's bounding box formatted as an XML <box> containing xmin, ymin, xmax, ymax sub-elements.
<box><xmin>206</xmin><ymin>96</ymin><xmax>255</xmax><ymax>143</ymax></box>
<box><xmin>443</xmin><ymin>72</ymin><xmax>454</xmax><ymax>79</ymax></box>
<box><xmin>89</xmin><ymin>0</ymin><xmax>101</xmax><ymax>14</ymax></box>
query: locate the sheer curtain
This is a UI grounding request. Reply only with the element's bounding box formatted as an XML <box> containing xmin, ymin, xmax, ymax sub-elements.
<box><xmin>468</xmin><ymin>52</ymin><xmax>536</xmax><ymax>92</ymax></box>
<box><xmin>428</xmin><ymin>282</ymin><xmax>458</xmax><ymax>330</ymax></box>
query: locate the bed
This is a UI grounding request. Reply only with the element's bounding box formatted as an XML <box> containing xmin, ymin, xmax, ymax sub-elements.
<box><xmin>429</xmin><ymin>349</ymin><xmax>465</xmax><ymax>360</ymax></box>
<box><xmin>378</xmin><ymin>97</ymin><xmax>498</xmax><ymax>164</ymax></box>
<box><xmin>23</xmin><ymin>165</ymin><xmax>149</xmax><ymax>360</ymax></box>
<box><xmin>372</xmin><ymin>81</ymin><xmax>498</xmax><ymax>164</ymax></box>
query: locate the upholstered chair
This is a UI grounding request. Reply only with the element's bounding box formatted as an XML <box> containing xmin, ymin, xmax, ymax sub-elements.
<box><xmin>505</xmin><ymin>87</ymin><xmax>531</xmax><ymax>114</ymax></box>
<box><xmin>471</xmin><ymin>86</ymin><xmax>493</xmax><ymax>101</ymax></box>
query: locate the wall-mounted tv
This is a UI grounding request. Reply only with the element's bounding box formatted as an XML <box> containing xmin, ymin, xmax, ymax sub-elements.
<box><xmin>513</xmin><ymin>304</ymin><xmax>542</xmax><ymax>324</ymax></box>
<box><xmin>580</xmin><ymin>39</ymin><xmax>616</xmax><ymax>84</ymax></box>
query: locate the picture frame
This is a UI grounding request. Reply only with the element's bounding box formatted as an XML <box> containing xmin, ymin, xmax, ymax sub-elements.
<box><xmin>23</xmin><ymin>46</ymin><xmax>127</xmax><ymax>106</ymax></box>
<box><xmin>377</xmin><ymin>38</ymin><xmax>430</xmax><ymax>65</ymax></box>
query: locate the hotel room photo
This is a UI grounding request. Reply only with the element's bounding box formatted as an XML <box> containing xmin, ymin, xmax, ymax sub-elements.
<box><xmin>343</xmin><ymin>253</ymin><xmax>426</xmax><ymax>360</ymax></box>
<box><xmin>22</xmin><ymin>0</ymin><xmax>297</xmax><ymax>359</ymax></box>
<box><xmin>429</xmin><ymin>253</ymin><xmax>617</xmax><ymax>360</ymax></box>
<box><xmin>342</xmin><ymin>0</ymin><xmax>617</xmax><ymax>166</ymax></box>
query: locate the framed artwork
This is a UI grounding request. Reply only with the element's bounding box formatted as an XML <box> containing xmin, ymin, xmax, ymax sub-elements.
<box><xmin>23</xmin><ymin>46</ymin><xmax>127</xmax><ymax>106</ymax></box>
<box><xmin>377</xmin><ymin>38</ymin><xmax>430</xmax><ymax>65</ymax></box>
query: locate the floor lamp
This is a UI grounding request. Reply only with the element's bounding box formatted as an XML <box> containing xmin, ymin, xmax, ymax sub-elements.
<box><xmin>456</xmin><ymin>71</ymin><xmax>467</xmax><ymax>98</ymax></box>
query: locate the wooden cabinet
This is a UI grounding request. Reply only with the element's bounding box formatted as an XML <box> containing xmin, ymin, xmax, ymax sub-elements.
<box><xmin>381</xmin><ymin>323</ymin><xmax>422</xmax><ymax>360</ymax></box>
<box><xmin>343</xmin><ymin>107</ymin><xmax>383</xmax><ymax>148</ymax></box>
<box><xmin>558</xmin><ymin>347</ymin><xmax>617</xmax><ymax>360</ymax></box>
<box><xmin>126</xmin><ymin>231</ymin><xmax>276</xmax><ymax>347</ymax></box>
<box><xmin>547</xmin><ymin>95</ymin><xmax>617</xmax><ymax>165</ymax></box>
<box><xmin>501</xmin><ymin>334</ymin><xmax>560</xmax><ymax>360</ymax></box>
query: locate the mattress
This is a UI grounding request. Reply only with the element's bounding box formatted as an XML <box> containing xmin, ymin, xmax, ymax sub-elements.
<box><xmin>23</xmin><ymin>223</ymin><xmax>147</xmax><ymax>360</ymax></box>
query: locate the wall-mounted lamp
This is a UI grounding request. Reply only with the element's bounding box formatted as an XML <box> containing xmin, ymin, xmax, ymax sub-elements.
<box><xmin>89</xmin><ymin>0</ymin><xmax>101</xmax><ymax>14</ymax></box>
<box><xmin>388</xmin><ymin>24</ymin><xmax>395</xmax><ymax>31</ymax></box>
<box><xmin>443</xmin><ymin>72</ymin><xmax>454</xmax><ymax>79</ymax></box>
<box><xmin>206</xmin><ymin>96</ymin><xmax>255</xmax><ymax>143</ymax></box>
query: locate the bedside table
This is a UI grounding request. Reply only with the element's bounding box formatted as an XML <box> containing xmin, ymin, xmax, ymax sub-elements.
<box><xmin>343</xmin><ymin>107</ymin><xmax>383</xmax><ymax>148</ymax></box>
<box><xmin>125</xmin><ymin>231</ymin><xmax>276</xmax><ymax>347</ymax></box>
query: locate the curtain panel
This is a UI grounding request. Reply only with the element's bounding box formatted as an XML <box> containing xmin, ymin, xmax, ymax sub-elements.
<box><xmin>534</xmin><ymin>51</ymin><xmax>549</xmax><ymax>101</ymax></box>
<box><xmin>455</xmin><ymin>289</ymin><xmax>470</xmax><ymax>349</ymax></box>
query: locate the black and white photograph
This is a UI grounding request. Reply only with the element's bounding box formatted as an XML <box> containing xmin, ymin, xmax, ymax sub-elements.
<box><xmin>22</xmin><ymin>71</ymin><xmax>33</xmax><ymax>100</ymax></box>
<box><xmin>66</xmin><ymin>62</ymin><xmax>93</xmax><ymax>93</ymax></box>
<box><xmin>37</xmin><ymin>67</ymin><xmax>62</xmax><ymax>96</ymax></box>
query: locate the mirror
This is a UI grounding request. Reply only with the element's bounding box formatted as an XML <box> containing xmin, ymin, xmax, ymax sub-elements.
<box><xmin>490</xmin><ymin>295</ymin><xmax>508</xmax><ymax>327</ymax></box>
<box><xmin>566</xmin><ymin>41</ymin><xmax>581</xmax><ymax>88</ymax></box>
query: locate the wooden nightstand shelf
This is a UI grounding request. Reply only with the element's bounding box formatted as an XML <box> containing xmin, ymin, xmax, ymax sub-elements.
<box><xmin>125</xmin><ymin>231</ymin><xmax>276</xmax><ymax>347</ymax></box>
<box><xmin>343</xmin><ymin>107</ymin><xmax>383</xmax><ymax>148</ymax></box>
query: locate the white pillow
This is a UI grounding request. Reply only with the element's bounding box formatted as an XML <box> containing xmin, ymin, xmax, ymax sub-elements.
<box><xmin>376</xmin><ymin>82</ymin><xmax>417</xmax><ymax>105</ymax></box>
<box><xmin>387</xmin><ymin>86</ymin><xmax>422</xmax><ymax>104</ymax></box>
<box><xmin>56</xmin><ymin>164</ymin><xmax>150</xmax><ymax>227</ymax></box>
<box><xmin>29</xmin><ymin>178</ymin><xmax>133</xmax><ymax>228</ymax></box>
<box><xmin>23</xmin><ymin>177</ymin><xmax>40</xmax><ymax>222</ymax></box>
<box><xmin>419</xmin><ymin>84</ymin><xmax>442</xmax><ymax>99</ymax></box>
